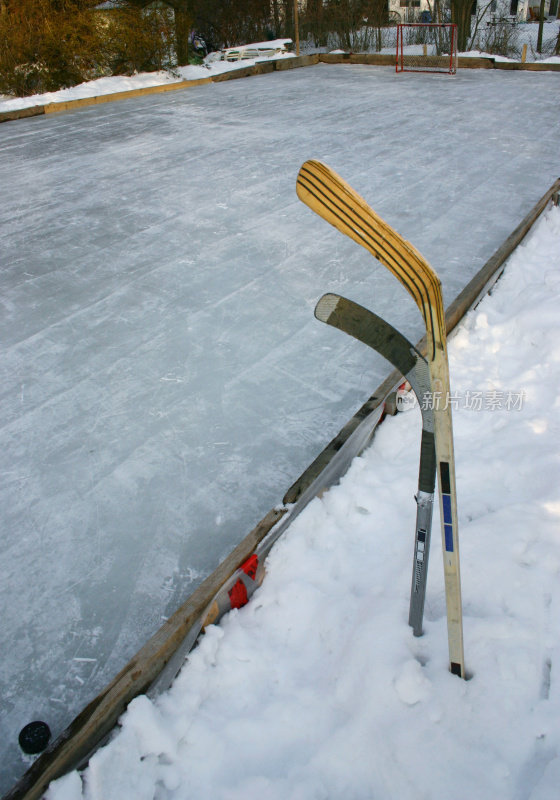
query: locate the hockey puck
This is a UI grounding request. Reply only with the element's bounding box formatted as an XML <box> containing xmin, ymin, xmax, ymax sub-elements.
<box><xmin>18</xmin><ymin>721</ymin><xmax>51</xmax><ymax>755</ymax></box>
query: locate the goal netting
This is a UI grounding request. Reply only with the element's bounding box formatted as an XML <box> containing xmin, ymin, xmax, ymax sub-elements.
<box><xmin>396</xmin><ymin>23</ymin><xmax>458</xmax><ymax>75</ymax></box>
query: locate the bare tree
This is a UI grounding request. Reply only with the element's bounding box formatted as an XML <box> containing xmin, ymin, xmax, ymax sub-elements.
<box><xmin>183</xmin><ymin>0</ymin><xmax>273</xmax><ymax>51</ymax></box>
<box><xmin>536</xmin><ymin>0</ymin><xmax>546</xmax><ymax>53</ymax></box>
<box><xmin>450</xmin><ymin>0</ymin><xmax>474</xmax><ymax>51</ymax></box>
<box><xmin>303</xmin><ymin>0</ymin><xmax>327</xmax><ymax>46</ymax></box>
<box><xmin>102</xmin><ymin>1</ymin><xmax>176</xmax><ymax>74</ymax></box>
<box><xmin>319</xmin><ymin>0</ymin><xmax>383</xmax><ymax>52</ymax></box>
<box><xmin>124</xmin><ymin>0</ymin><xmax>191</xmax><ymax>65</ymax></box>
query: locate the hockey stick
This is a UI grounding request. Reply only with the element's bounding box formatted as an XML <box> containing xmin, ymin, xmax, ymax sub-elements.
<box><xmin>298</xmin><ymin>161</ymin><xmax>465</xmax><ymax>677</ymax></box>
<box><xmin>315</xmin><ymin>293</ymin><xmax>435</xmax><ymax>637</ymax></box>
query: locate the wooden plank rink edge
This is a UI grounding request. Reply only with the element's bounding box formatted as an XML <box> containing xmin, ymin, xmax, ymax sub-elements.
<box><xmin>0</xmin><ymin>56</ymin><xmax>320</xmax><ymax>124</ymax></box>
<box><xmin>3</xmin><ymin>508</ymin><xmax>286</xmax><ymax>800</ymax></box>
<box><xmin>42</xmin><ymin>76</ymin><xmax>213</xmax><ymax>113</ymax></box>
<box><xmin>321</xmin><ymin>53</ymin><xmax>560</xmax><ymax>71</ymax></box>
<box><xmin>2</xmin><ymin>49</ymin><xmax>557</xmax><ymax>124</ymax></box>
<box><xmin>2</xmin><ymin>182</ymin><xmax>559</xmax><ymax>800</ymax></box>
<box><xmin>444</xmin><ymin>176</ymin><xmax>560</xmax><ymax>334</ymax></box>
<box><xmin>0</xmin><ymin>105</ymin><xmax>46</xmax><ymax>123</ymax></box>
<box><xmin>286</xmin><ymin>175</ymin><xmax>560</xmax><ymax>501</ymax></box>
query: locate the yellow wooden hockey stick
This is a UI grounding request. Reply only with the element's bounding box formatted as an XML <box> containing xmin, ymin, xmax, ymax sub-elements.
<box><xmin>297</xmin><ymin>160</ymin><xmax>465</xmax><ymax>677</ymax></box>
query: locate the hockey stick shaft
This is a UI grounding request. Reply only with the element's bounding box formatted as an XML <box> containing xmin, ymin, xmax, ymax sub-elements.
<box><xmin>299</xmin><ymin>163</ymin><xmax>465</xmax><ymax>676</ymax></box>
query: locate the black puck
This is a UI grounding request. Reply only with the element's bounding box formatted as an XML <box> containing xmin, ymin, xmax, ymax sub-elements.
<box><xmin>18</xmin><ymin>721</ymin><xmax>51</xmax><ymax>755</ymax></box>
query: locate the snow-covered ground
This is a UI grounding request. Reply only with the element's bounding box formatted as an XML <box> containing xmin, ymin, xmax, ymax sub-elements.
<box><xmin>1</xmin><ymin>61</ymin><xmax>559</xmax><ymax>796</ymax></box>
<box><xmin>463</xmin><ymin>15</ymin><xmax>560</xmax><ymax>62</ymax></box>
<box><xmin>44</xmin><ymin>203</ymin><xmax>560</xmax><ymax>800</ymax></box>
<box><xmin>380</xmin><ymin>20</ymin><xmax>560</xmax><ymax>63</ymax></box>
<box><xmin>368</xmin><ymin>19</ymin><xmax>560</xmax><ymax>63</ymax></box>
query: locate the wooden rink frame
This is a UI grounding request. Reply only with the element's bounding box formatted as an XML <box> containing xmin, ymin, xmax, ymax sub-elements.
<box><xmin>1</xmin><ymin>50</ymin><xmax>559</xmax><ymax>125</ymax></box>
<box><xmin>396</xmin><ymin>23</ymin><xmax>458</xmax><ymax>75</ymax></box>
<box><xmin>3</xmin><ymin>157</ymin><xmax>559</xmax><ymax>798</ymax></box>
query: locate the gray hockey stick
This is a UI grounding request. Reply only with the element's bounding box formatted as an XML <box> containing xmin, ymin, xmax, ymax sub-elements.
<box><xmin>315</xmin><ymin>293</ymin><xmax>435</xmax><ymax>636</ymax></box>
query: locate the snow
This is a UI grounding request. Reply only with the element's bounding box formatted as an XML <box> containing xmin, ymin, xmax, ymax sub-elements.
<box><xmin>461</xmin><ymin>49</ymin><xmax>560</xmax><ymax>63</ymax></box>
<box><xmin>221</xmin><ymin>38</ymin><xmax>293</xmax><ymax>53</ymax></box>
<box><xmin>460</xmin><ymin>49</ymin><xmax>518</xmax><ymax>61</ymax></box>
<box><xmin>1</xmin><ymin>60</ymin><xmax>559</xmax><ymax>796</ymax></box>
<box><xmin>44</xmin><ymin>204</ymin><xmax>560</xmax><ymax>799</ymax></box>
<box><xmin>0</xmin><ymin>51</ymin><xmax>295</xmax><ymax>112</ymax></box>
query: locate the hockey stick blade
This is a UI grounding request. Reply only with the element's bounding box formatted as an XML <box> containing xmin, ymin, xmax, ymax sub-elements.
<box><xmin>315</xmin><ymin>293</ymin><xmax>435</xmax><ymax>636</ymax></box>
<box><xmin>297</xmin><ymin>160</ymin><xmax>444</xmax><ymax>362</ymax></box>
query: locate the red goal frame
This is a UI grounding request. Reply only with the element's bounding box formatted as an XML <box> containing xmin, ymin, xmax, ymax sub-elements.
<box><xmin>396</xmin><ymin>23</ymin><xmax>458</xmax><ymax>75</ymax></box>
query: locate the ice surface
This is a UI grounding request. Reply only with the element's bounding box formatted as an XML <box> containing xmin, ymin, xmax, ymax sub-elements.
<box><xmin>0</xmin><ymin>63</ymin><xmax>559</xmax><ymax>794</ymax></box>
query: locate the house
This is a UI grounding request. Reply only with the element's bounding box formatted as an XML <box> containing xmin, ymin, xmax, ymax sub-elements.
<box><xmin>387</xmin><ymin>0</ymin><xmax>559</xmax><ymax>23</ymax></box>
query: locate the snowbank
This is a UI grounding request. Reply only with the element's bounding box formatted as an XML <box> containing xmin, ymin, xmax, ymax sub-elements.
<box><xmin>0</xmin><ymin>53</ymin><xmax>295</xmax><ymax>113</ymax></box>
<box><xmin>46</xmin><ymin>204</ymin><xmax>560</xmax><ymax>800</ymax></box>
<box><xmin>459</xmin><ymin>49</ymin><xmax>518</xmax><ymax>61</ymax></box>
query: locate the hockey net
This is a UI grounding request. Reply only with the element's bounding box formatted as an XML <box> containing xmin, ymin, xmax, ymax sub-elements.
<box><xmin>396</xmin><ymin>23</ymin><xmax>458</xmax><ymax>75</ymax></box>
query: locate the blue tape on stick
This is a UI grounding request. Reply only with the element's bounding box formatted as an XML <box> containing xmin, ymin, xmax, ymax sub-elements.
<box><xmin>442</xmin><ymin>494</ymin><xmax>452</xmax><ymax>525</ymax></box>
<box><xmin>444</xmin><ymin>523</ymin><xmax>454</xmax><ymax>552</ymax></box>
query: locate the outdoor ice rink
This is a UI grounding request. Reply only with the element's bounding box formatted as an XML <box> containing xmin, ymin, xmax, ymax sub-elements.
<box><xmin>1</xmin><ymin>62</ymin><xmax>559</xmax><ymax>792</ymax></box>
